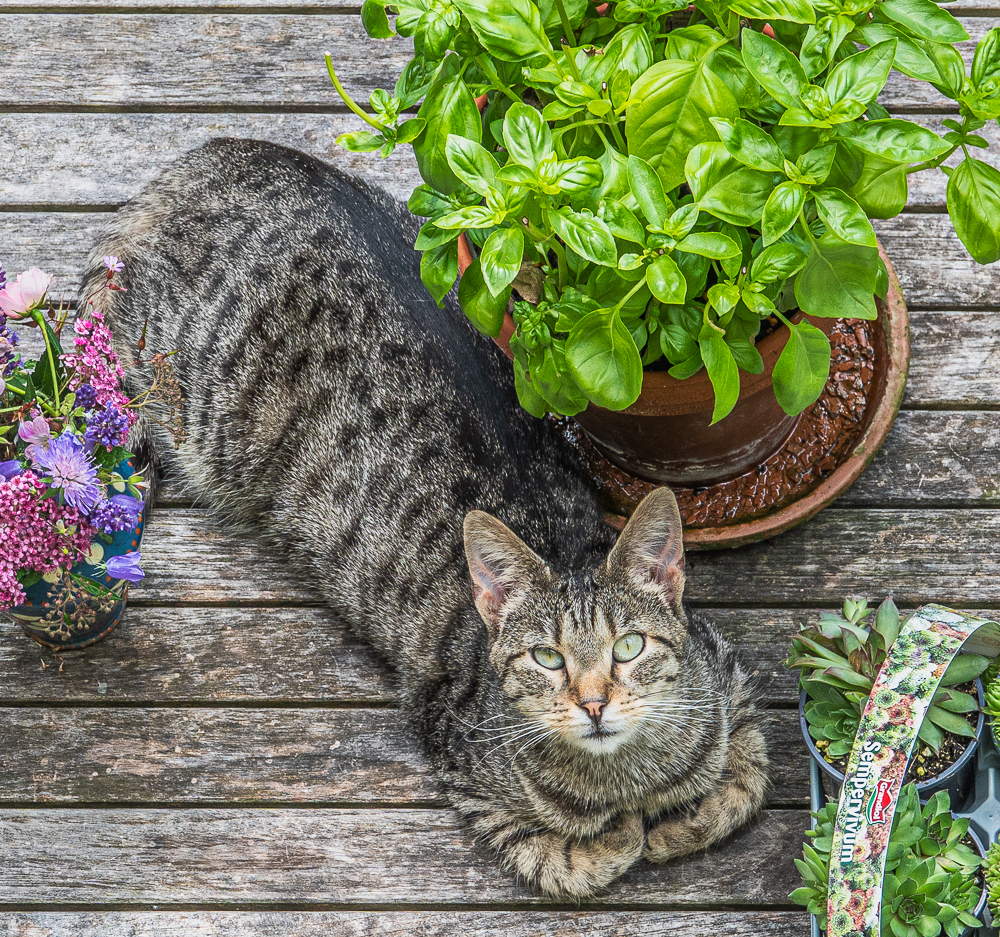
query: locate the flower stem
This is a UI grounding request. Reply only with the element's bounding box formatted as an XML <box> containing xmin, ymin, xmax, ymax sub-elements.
<box><xmin>553</xmin><ymin>0</ymin><xmax>578</xmax><ymax>46</ymax></box>
<box><xmin>30</xmin><ymin>308</ymin><xmax>61</xmax><ymax>408</ymax></box>
<box><xmin>325</xmin><ymin>55</ymin><xmax>387</xmax><ymax>132</ymax></box>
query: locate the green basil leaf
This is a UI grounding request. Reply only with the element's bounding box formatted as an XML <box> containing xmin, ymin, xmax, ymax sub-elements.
<box><xmin>420</xmin><ymin>240</ymin><xmax>459</xmax><ymax>306</ymax></box>
<box><xmin>512</xmin><ymin>355</ymin><xmax>549</xmax><ymax>418</ymax></box>
<box><xmin>847</xmin><ymin>151</ymin><xmax>909</xmax><ymax>219</ymax></box>
<box><xmin>698</xmin><ymin>321</ymin><xmax>740</xmax><ymax>424</ymax></box>
<box><xmin>972</xmin><ymin>27</ymin><xmax>1000</xmax><ymax>89</ymax></box>
<box><xmin>919</xmin><ymin>38</ymin><xmax>967</xmax><ymax>99</ymax></box>
<box><xmin>415</xmin><ymin>217</ymin><xmax>462</xmax><ymax>249</ymax></box>
<box><xmin>676</xmin><ymin>231</ymin><xmax>741</xmax><ymax>259</ymax></box>
<box><xmin>741</xmin><ymin>29</ymin><xmax>808</xmax><ymax>110</ymax></box>
<box><xmin>825</xmin><ymin>40</ymin><xmax>897</xmax><ymax>107</ymax></box>
<box><xmin>729</xmin><ymin>339</ymin><xmax>764</xmax><ymax>374</ymax></box>
<box><xmin>555</xmin><ymin>80</ymin><xmax>599</xmax><ymax>106</ymax></box>
<box><xmin>646</xmin><ymin>254</ymin><xmax>687</xmax><ymax>304</ymax></box>
<box><xmin>946</xmin><ymin>157</ymin><xmax>1000</xmax><ymax>265</ymax></box>
<box><xmin>458</xmin><ymin>257</ymin><xmax>510</xmax><ymax>337</ymax></box>
<box><xmin>537</xmin><ymin>0</ymin><xmax>587</xmax><ymax>32</ymax></box>
<box><xmin>686</xmin><ymin>142</ymin><xmax>773</xmax><ymax>225</ymax></box>
<box><xmin>407</xmin><ymin>184</ymin><xmax>453</xmax><ymax>218</ymax></box>
<box><xmin>795</xmin><ymin>144</ymin><xmax>836</xmax><ymax>185</ymax></box>
<box><xmin>566</xmin><ymin>310</ymin><xmax>643</xmax><ymax>410</ymax></box>
<box><xmin>361</xmin><ymin>0</ymin><xmax>395</xmax><ymax>38</ymax></box>
<box><xmin>550</xmin><ymin>209</ymin><xmax>618</xmax><ymax>267</ymax></box>
<box><xmin>853</xmin><ymin>23</ymin><xmax>938</xmax><ymax>85</ymax></box>
<box><xmin>503</xmin><ymin>103</ymin><xmax>553</xmax><ymax>170</ymax></box>
<box><xmin>762</xmin><ymin>180</ymin><xmax>807</xmax><ymax>245</ymax></box>
<box><xmin>709</xmin><ymin>117</ymin><xmax>784</xmax><ymax>172</ymax></box>
<box><xmin>627</xmin><ymin>154</ymin><xmax>670</xmax><ymax>228</ymax></box>
<box><xmin>751</xmin><ymin>241</ymin><xmax>808</xmax><ymax>283</ymax></box>
<box><xmin>772</xmin><ymin>318</ymin><xmax>831</xmax><ymax>415</ymax></box>
<box><xmin>601</xmin><ymin>200</ymin><xmax>646</xmax><ymax>244</ymax></box>
<box><xmin>496</xmin><ymin>163</ymin><xmax>539</xmax><ymax>187</ymax></box>
<box><xmin>800</xmin><ymin>14</ymin><xmax>855</xmax><ymax>79</ymax></box>
<box><xmin>625</xmin><ymin>58</ymin><xmax>739</xmax><ymax>192</ymax></box>
<box><xmin>550</xmin><ymin>157</ymin><xmax>604</xmax><ymax>193</ymax></box>
<box><xmin>531</xmin><ymin>343</ymin><xmax>590</xmax><ymax>416</ymax></box>
<box><xmin>452</xmin><ymin>0</ymin><xmax>552</xmax><ymax>60</ymax></box>
<box><xmin>599</xmin><ymin>145</ymin><xmax>631</xmax><ymax>200</ymax></box>
<box><xmin>814</xmin><ymin>187</ymin><xmax>877</xmax><ymax>248</ymax></box>
<box><xmin>880</xmin><ymin>0</ymin><xmax>970</xmax><ymax>44</ymax></box>
<box><xmin>669</xmin><ymin>354</ymin><xmax>705</xmax><ymax>379</ymax></box>
<box><xmin>480</xmin><ymin>227</ymin><xmax>526</xmax><ymax>296</ymax></box>
<box><xmin>708</xmin><ymin>44</ymin><xmax>763</xmax><ymax>110</ymax></box>
<box><xmin>708</xmin><ymin>282</ymin><xmax>741</xmax><ymax>315</ymax></box>
<box><xmin>395</xmin><ymin>118</ymin><xmax>426</xmax><ymax>145</ymax></box>
<box><xmin>336</xmin><ymin>130</ymin><xmax>385</xmax><ymax>153</ymax></box>
<box><xmin>433</xmin><ymin>205</ymin><xmax>499</xmax><ymax>229</ymax></box>
<box><xmin>727</xmin><ymin>0</ymin><xmax>815</xmax><ymax>24</ymax></box>
<box><xmin>445</xmin><ymin>135</ymin><xmax>501</xmax><ymax>197</ymax></box>
<box><xmin>583</xmin><ymin>23</ymin><xmax>655</xmax><ymax>86</ymax></box>
<box><xmin>414</xmin><ymin>62</ymin><xmax>482</xmax><ymax>194</ymax></box>
<box><xmin>841</xmin><ymin>119</ymin><xmax>952</xmax><ymax>163</ymax></box>
<box><xmin>795</xmin><ymin>233</ymin><xmax>879</xmax><ymax>320</ymax></box>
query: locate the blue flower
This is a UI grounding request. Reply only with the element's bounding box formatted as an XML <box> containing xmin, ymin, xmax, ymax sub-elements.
<box><xmin>74</xmin><ymin>383</ymin><xmax>98</xmax><ymax>410</ymax></box>
<box><xmin>0</xmin><ymin>459</ymin><xmax>21</xmax><ymax>481</ymax></box>
<box><xmin>89</xmin><ymin>493</ymin><xmax>142</xmax><ymax>534</ymax></box>
<box><xmin>84</xmin><ymin>401</ymin><xmax>129</xmax><ymax>450</ymax></box>
<box><xmin>31</xmin><ymin>430</ymin><xmax>102</xmax><ymax>513</ymax></box>
<box><xmin>105</xmin><ymin>551</ymin><xmax>144</xmax><ymax>582</ymax></box>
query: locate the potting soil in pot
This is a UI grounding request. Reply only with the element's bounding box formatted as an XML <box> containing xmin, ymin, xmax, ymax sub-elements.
<box><xmin>565</xmin><ymin>317</ymin><xmax>876</xmax><ymax>526</ymax></box>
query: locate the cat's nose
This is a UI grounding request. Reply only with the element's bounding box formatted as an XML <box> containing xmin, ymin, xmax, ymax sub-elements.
<box><xmin>580</xmin><ymin>699</ymin><xmax>608</xmax><ymax>725</ymax></box>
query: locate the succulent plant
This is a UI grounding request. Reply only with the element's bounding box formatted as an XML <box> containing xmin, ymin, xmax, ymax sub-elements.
<box><xmin>983</xmin><ymin>839</ymin><xmax>1000</xmax><ymax>920</ymax></box>
<box><xmin>791</xmin><ymin>783</ymin><xmax>983</xmax><ymax>936</ymax></box>
<box><xmin>785</xmin><ymin>596</ymin><xmax>988</xmax><ymax>756</ymax></box>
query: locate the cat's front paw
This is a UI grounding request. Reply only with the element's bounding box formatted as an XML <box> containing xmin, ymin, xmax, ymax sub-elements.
<box><xmin>643</xmin><ymin>812</ymin><xmax>709</xmax><ymax>862</ymax></box>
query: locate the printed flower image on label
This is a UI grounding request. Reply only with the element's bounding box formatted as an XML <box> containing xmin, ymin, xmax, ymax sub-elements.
<box><xmin>866</xmin><ymin>779</ymin><xmax>894</xmax><ymax>825</ymax></box>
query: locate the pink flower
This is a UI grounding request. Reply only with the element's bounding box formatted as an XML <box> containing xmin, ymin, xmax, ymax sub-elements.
<box><xmin>17</xmin><ymin>414</ymin><xmax>51</xmax><ymax>461</ymax></box>
<box><xmin>0</xmin><ymin>268</ymin><xmax>51</xmax><ymax>316</ymax></box>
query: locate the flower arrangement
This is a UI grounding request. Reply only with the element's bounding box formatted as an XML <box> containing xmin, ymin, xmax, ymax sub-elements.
<box><xmin>785</xmin><ymin>597</ymin><xmax>988</xmax><ymax>768</ymax></box>
<box><xmin>792</xmin><ymin>784</ymin><xmax>984</xmax><ymax>936</ymax></box>
<box><xmin>326</xmin><ymin>0</ymin><xmax>1000</xmax><ymax>423</ymax></box>
<box><xmin>0</xmin><ymin>258</ymin><xmax>183</xmax><ymax>645</ymax></box>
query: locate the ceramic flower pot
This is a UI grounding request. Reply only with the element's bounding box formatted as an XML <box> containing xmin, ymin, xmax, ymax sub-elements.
<box><xmin>799</xmin><ymin>684</ymin><xmax>986</xmax><ymax>808</ymax></box>
<box><xmin>4</xmin><ymin>457</ymin><xmax>147</xmax><ymax>651</ymax></box>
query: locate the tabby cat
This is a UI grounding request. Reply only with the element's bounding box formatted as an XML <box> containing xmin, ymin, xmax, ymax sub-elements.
<box><xmin>84</xmin><ymin>138</ymin><xmax>769</xmax><ymax>898</ymax></box>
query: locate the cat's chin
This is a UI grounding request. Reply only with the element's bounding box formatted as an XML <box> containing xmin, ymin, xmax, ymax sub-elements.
<box><xmin>569</xmin><ymin>728</ymin><xmax>629</xmax><ymax>756</ymax></box>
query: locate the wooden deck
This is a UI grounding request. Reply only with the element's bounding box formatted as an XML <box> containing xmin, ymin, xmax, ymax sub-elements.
<box><xmin>2</xmin><ymin>3</ymin><xmax>1000</xmax><ymax>934</ymax></box>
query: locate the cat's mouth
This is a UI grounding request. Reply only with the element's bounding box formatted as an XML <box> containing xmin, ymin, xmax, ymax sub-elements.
<box><xmin>583</xmin><ymin>726</ymin><xmax>618</xmax><ymax>741</ymax></box>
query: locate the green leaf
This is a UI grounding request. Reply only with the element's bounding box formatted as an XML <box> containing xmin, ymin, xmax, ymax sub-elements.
<box><xmin>772</xmin><ymin>318</ymin><xmax>831</xmax><ymax>415</ymax></box>
<box><xmin>512</xmin><ymin>355</ymin><xmax>549</xmax><ymax>418</ymax></box>
<box><xmin>30</xmin><ymin>318</ymin><xmax>65</xmax><ymax>401</ymax></box>
<box><xmin>550</xmin><ymin>209</ymin><xmax>618</xmax><ymax>267</ymax></box>
<box><xmin>625</xmin><ymin>58</ymin><xmax>739</xmax><ymax>193</ymax></box>
<box><xmin>925</xmin><ymin>706</ymin><xmax>978</xmax><ymax>737</ymax></box>
<box><xmin>646</xmin><ymin>254</ymin><xmax>687</xmax><ymax>304</ymax></box>
<box><xmin>627</xmin><ymin>154</ymin><xmax>670</xmax><ymax>228</ymax></box>
<box><xmin>751</xmin><ymin>242</ymin><xmax>808</xmax><ymax>283</ymax></box>
<box><xmin>676</xmin><ymin>232</ymin><xmax>741</xmax><ymax>259</ymax></box>
<box><xmin>458</xmin><ymin>257</ymin><xmax>509</xmax><ymax>337</ymax></box>
<box><xmin>407</xmin><ymin>184</ymin><xmax>452</xmax><ymax>218</ymax></box>
<box><xmin>825</xmin><ymin>40</ymin><xmax>896</xmax><ymax>108</ymax></box>
<box><xmin>420</xmin><ymin>240</ymin><xmax>459</xmax><ymax>306</ymax></box>
<box><xmin>361</xmin><ymin>0</ymin><xmax>395</xmax><ymax>38</ymax></box>
<box><xmin>336</xmin><ymin>130</ymin><xmax>385</xmax><ymax>153</ymax></box>
<box><xmin>741</xmin><ymin>29</ymin><xmax>807</xmax><ymax>111</ymax></box>
<box><xmin>530</xmin><ymin>343</ymin><xmax>590</xmax><ymax>416</ymax></box>
<box><xmin>685</xmin><ymin>142</ymin><xmax>773</xmax><ymax>226</ymax></box>
<box><xmin>445</xmin><ymin>135</ymin><xmax>500</xmax><ymax>197</ymax></box>
<box><xmin>452</xmin><ymin>0</ymin><xmax>552</xmax><ymax>60</ymax></box>
<box><xmin>601</xmin><ymin>200</ymin><xmax>646</xmax><ymax>244</ymax></box>
<box><xmin>698</xmin><ymin>320</ymin><xmax>740</xmax><ymax>424</ymax></box>
<box><xmin>946</xmin><ymin>157</ymin><xmax>1000</xmax><ymax>265</ymax></box>
<box><xmin>795</xmin><ymin>233</ymin><xmax>879</xmax><ymax>320</ymax></box>
<box><xmin>709</xmin><ymin>117</ymin><xmax>784</xmax><ymax>172</ymax></box>
<box><xmin>847</xmin><ymin>151</ymin><xmax>910</xmax><ymax>220</ymax></box>
<box><xmin>548</xmin><ymin>157</ymin><xmax>604</xmax><ymax>193</ymax></box>
<box><xmin>727</xmin><ymin>0</ymin><xmax>814</xmax><ymax>23</ymax></box>
<box><xmin>842</xmin><ymin>119</ymin><xmax>952</xmax><ymax>164</ymax></box>
<box><xmin>971</xmin><ymin>26</ymin><xmax>1000</xmax><ymax>88</ymax></box>
<box><xmin>761</xmin><ymin>181</ymin><xmax>806</xmax><ymax>245</ymax></box>
<box><xmin>480</xmin><ymin>227</ymin><xmax>525</xmax><ymax>297</ymax></box>
<box><xmin>940</xmin><ymin>652</ymin><xmax>990</xmax><ymax>685</ymax></box>
<box><xmin>814</xmin><ymin>187</ymin><xmax>877</xmax><ymax>248</ymax></box>
<box><xmin>503</xmin><ymin>103</ymin><xmax>553</xmax><ymax>170</ymax></box>
<box><xmin>433</xmin><ymin>205</ymin><xmax>500</xmax><ymax>230</ymax></box>
<box><xmin>800</xmin><ymin>14</ymin><xmax>855</xmax><ymax>79</ymax></box>
<box><xmin>880</xmin><ymin>0</ymin><xmax>970</xmax><ymax>43</ymax></box>
<box><xmin>395</xmin><ymin>118</ymin><xmax>426</xmax><ymax>145</ymax></box>
<box><xmin>414</xmin><ymin>61</ymin><xmax>482</xmax><ymax>195</ymax></box>
<box><xmin>566</xmin><ymin>310</ymin><xmax>643</xmax><ymax>410</ymax></box>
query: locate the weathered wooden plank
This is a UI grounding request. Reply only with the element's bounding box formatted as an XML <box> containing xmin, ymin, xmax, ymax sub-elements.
<box><xmin>4</xmin><ymin>211</ymin><xmax>999</xmax><ymax>309</ymax></box>
<box><xmin>0</xmin><ymin>606</ymin><xmax>807</xmax><ymax>705</ymax></box>
<box><xmin>906</xmin><ymin>310</ymin><xmax>1000</xmax><ymax>406</ymax></box>
<box><xmin>0</xmin><ymin>911</ymin><xmax>811</xmax><ymax>937</ymax></box>
<box><xmin>1</xmin><ymin>112</ymin><xmax>994</xmax><ymax>210</ymax></box>
<box><xmin>125</xmin><ymin>506</ymin><xmax>1000</xmax><ymax>606</ymax></box>
<box><xmin>0</xmin><ymin>807</ymin><xmax>807</xmax><ymax>905</ymax></box>
<box><xmin>0</xmin><ymin>707</ymin><xmax>809</xmax><ymax>804</ymax></box>
<box><xmin>0</xmin><ymin>14</ymin><xmax>990</xmax><ymax>109</ymax></box>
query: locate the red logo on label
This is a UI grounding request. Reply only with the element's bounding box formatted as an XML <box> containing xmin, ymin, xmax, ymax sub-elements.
<box><xmin>866</xmin><ymin>779</ymin><xmax>894</xmax><ymax>824</ymax></box>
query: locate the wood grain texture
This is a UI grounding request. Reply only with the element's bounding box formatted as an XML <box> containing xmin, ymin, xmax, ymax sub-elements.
<box><xmin>0</xmin><ymin>606</ymin><xmax>811</xmax><ymax>705</ymax></box>
<box><xmin>4</xmin><ymin>211</ymin><xmax>999</xmax><ymax>309</ymax></box>
<box><xmin>0</xmin><ymin>14</ymin><xmax>990</xmax><ymax>109</ymax></box>
<box><xmin>0</xmin><ymin>911</ymin><xmax>810</xmax><ymax>936</ymax></box>
<box><xmin>1</xmin><ymin>112</ymin><xmax>994</xmax><ymax>209</ymax></box>
<box><xmin>906</xmin><ymin>311</ymin><xmax>1000</xmax><ymax>406</ymax></box>
<box><xmin>0</xmin><ymin>707</ymin><xmax>809</xmax><ymax>804</ymax></box>
<box><xmin>0</xmin><ymin>807</ymin><xmax>808</xmax><ymax>905</ymax></box>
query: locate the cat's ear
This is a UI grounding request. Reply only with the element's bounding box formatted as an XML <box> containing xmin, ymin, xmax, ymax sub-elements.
<box><xmin>464</xmin><ymin>511</ymin><xmax>550</xmax><ymax>635</ymax></box>
<box><xmin>606</xmin><ymin>488</ymin><xmax>685</xmax><ymax>613</ymax></box>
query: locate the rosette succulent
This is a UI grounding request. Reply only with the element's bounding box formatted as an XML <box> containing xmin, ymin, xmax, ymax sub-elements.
<box><xmin>785</xmin><ymin>597</ymin><xmax>988</xmax><ymax>756</ymax></box>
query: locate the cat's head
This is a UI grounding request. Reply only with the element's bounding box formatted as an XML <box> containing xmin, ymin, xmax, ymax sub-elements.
<box><xmin>463</xmin><ymin>488</ymin><xmax>690</xmax><ymax>756</ymax></box>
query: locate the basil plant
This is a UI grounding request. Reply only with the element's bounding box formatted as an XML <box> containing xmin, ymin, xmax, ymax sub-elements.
<box><xmin>330</xmin><ymin>0</ymin><xmax>1000</xmax><ymax>423</ymax></box>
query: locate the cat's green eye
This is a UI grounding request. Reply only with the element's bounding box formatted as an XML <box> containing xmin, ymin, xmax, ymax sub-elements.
<box><xmin>613</xmin><ymin>633</ymin><xmax>645</xmax><ymax>663</ymax></box>
<box><xmin>532</xmin><ymin>646</ymin><xmax>565</xmax><ymax>670</ymax></box>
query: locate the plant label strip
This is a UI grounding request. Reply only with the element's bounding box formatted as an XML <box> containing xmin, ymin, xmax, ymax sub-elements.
<box><xmin>827</xmin><ymin>605</ymin><xmax>1000</xmax><ymax>936</ymax></box>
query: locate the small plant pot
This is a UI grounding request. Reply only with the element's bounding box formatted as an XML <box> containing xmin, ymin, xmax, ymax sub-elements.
<box><xmin>799</xmin><ymin>684</ymin><xmax>985</xmax><ymax>807</ymax></box>
<box><xmin>2</xmin><ymin>457</ymin><xmax>148</xmax><ymax>651</ymax></box>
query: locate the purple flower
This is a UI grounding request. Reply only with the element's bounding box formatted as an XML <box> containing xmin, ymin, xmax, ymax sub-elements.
<box><xmin>89</xmin><ymin>493</ymin><xmax>142</xmax><ymax>534</ymax></box>
<box><xmin>0</xmin><ymin>458</ymin><xmax>21</xmax><ymax>481</ymax></box>
<box><xmin>103</xmin><ymin>255</ymin><xmax>125</xmax><ymax>274</ymax></box>
<box><xmin>105</xmin><ymin>551</ymin><xmax>144</xmax><ymax>582</ymax></box>
<box><xmin>30</xmin><ymin>430</ymin><xmax>102</xmax><ymax>513</ymax></box>
<box><xmin>0</xmin><ymin>261</ymin><xmax>6</xmax><ymax>289</ymax></box>
<box><xmin>84</xmin><ymin>401</ymin><xmax>129</xmax><ymax>450</ymax></box>
<box><xmin>74</xmin><ymin>383</ymin><xmax>98</xmax><ymax>410</ymax></box>
<box><xmin>17</xmin><ymin>414</ymin><xmax>51</xmax><ymax>460</ymax></box>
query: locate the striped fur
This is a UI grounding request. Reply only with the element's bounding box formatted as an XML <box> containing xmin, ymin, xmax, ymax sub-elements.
<box><xmin>83</xmin><ymin>138</ymin><xmax>768</xmax><ymax>898</ymax></box>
